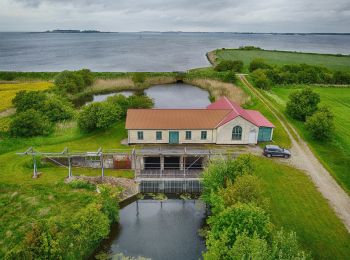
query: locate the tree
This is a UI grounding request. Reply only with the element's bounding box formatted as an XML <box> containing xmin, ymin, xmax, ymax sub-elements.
<box><xmin>54</xmin><ymin>70</ymin><xmax>94</xmax><ymax>94</ymax></box>
<box><xmin>219</xmin><ymin>175</ymin><xmax>268</xmax><ymax>210</ymax></box>
<box><xmin>215</xmin><ymin>60</ymin><xmax>244</xmax><ymax>72</ymax></box>
<box><xmin>77</xmin><ymin>69</ymin><xmax>94</xmax><ymax>87</ymax></box>
<box><xmin>107</xmin><ymin>94</ymin><xmax>154</xmax><ymax>118</ymax></box>
<box><xmin>42</xmin><ymin>96</ymin><xmax>74</xmax><ymax>122</ymax></box>
<box><xmin>12</xmin><ymin>90</ymin><xmax>47</xmax><ymax>113</ymax></box>
<box><xmin>230</xmin><ymin>233</ymin><xmax>270</xmax><ymax>260</ymax></box>
<box><xmin>77</xmin><ymin>102</ymin><xmax>122</xmax><ymax>131</ymax></box>
<box><xmin>251</xmin><ymin>69</ymin><xmax>271</xmax><ymax>90</ymax></box>
<box><xmin>132</xmin><ymin>72</ymin><xmax>146</xmax><ymax>84</ymax></box>
<box><xmin>249</xmin><ymin>58</ymin><xmax>271</xmax><ymax>72</ymax></box>
<box><xmin>9</xmin><ymin>109</ymin><xmax>52</xmax><ymax>137</ymax></box>
<box><xmin>333</xmin><ymin>71</ymin><xmax>350</xmax><ymax>85</ymax></box>
<box><xmin>286</xmin><ymin>88</ymin><xmax>320</xmax><ymax>121</ymax></box>
<box><xmin>305</xmin><ymin>106</ymin><xmax>334</xmax><ymax>140</ymax></box>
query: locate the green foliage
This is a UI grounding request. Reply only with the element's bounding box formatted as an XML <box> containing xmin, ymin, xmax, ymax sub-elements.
<box><xmin>42</xmin><ymin>95</ymin><xmax>74</xmax><ymax>122</ymax></box>
<box><xmin>305</xmin><ymin>106</ymin><xmax>334</xmax><ymax>140</ymax></box>
<box><xmin>12</xmin><ymin>90</ymin><xmax>47</xmax><ymax>113</ymax></box>
<box><xmin>238</xmin><ymin>46</ymin><xmax>262</xmax><ymax>51</ymax></box>
<box><xmin>78</xmin><ymin>102</ymin><xmax>122</xmax><ymax>131</ymax></box>
<box><xmin>249</xmin><ymin>58</ymin><xmax>271</xmax><ymax>72</ymax></box>
<box><xmin>251</xmin><ymin>69</ymin><xmax>271</xmax><ymax>90</ymax></box>
<box><xmin>222</xmin><ymin>70</ymin><xmax>238</xmax><ymax>83</ymax></box>
<box><xmin>219</xmin><ymin>175</ymin><xmax>268</xmax><ymax>210</ymax></box>
<box><xmin>97</xmin><ymin>184</ymin><xmax>120</xmax><ymax>223</ymax></box>
<box><xmin>231</xmin><ymin>233</ymin><xmax>270</xmax><ymax>260</ymax></box>
<box><xmin>271</xmin><ymin>229</ymin><xmax>311</xmax><ymax>259</ymax></box>
<box><xmin>9</xmin><ymin>109</ymin><xmax>52</xmax><ymax>137</ymax></box>
<box><xmin>132</xmin><ymin>72</ymin><xmax>146</xmax><ymax>83</ymax></box>
<box><xmin>107</xmin><ymin>94</ymin><xmax>154</xmax><ymax>118</ymax></box>
<box><xmin>68</xmin><ymin>180</ymin><xmax>96</xmax><ymax>191</ymax></box>
<box><xmin>286</xmin><ymin>88</ymin><xmax>320</xmax><ymax>121</ymax></box>
<box><xmin>54</xmin><ymin>69</ymin><xmax>94</xmax><ymax>94</ymax></box>
<box><xmin>333</xmin><ymin>70</ymin><xmax>350</xmax><ymax>84</ymax></box>
<box><xmin>214</xmin><ymin>60</ymin><xmax>244</xmax><ymax>72</ymax></box>
<box><xmin>201</xmin><ymin>155</ymin><xmax>254</xmax><ymax>204</ymax></box>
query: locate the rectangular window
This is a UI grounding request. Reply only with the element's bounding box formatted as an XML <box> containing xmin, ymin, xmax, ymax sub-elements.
<box><xmin>137</xmin><ymin>131</ymin><xmax>144</xmax><ymax>140</ymax></box>
<box><xmin>156</xmin><ymin>131</ymin><xmax>162</xmax><ymax>140</ymax></box>
<box><xmin>185</xmin><ymin>131</ymin><xmax>192</xmax><ymax>140</ymax></box>
<box><xmin>201</xmin><ymin>131</ymin><xmax>207</xmax><ymax>140</ymax></box>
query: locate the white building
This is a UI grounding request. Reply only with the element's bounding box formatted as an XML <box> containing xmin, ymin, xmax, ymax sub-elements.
<box><xmin>125</xmin><ymin>97</ymin><xmax>274</xmax><ymax>145</ymax></box>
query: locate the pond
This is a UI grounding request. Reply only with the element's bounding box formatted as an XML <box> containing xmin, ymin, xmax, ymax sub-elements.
<box><xmin>91</xmin><ymin>83</ymin><xmax>211</xmax><ymax>108</ymax></box>
<box><xmin>95</xmin><ymin>199</ymin><xmax>206</xmax><ymax>260</ymax></box>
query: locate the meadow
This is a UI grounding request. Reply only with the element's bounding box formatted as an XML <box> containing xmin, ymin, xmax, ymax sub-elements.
<box><xmin>212</xmin><ymin>48</ymin><xmax>350</xmax><ymax>72</ymax></box>
<box><xmin>0</xmin><ymin>82</ymin><xmax>53</xmax><ymax>112</ymax></box>
<box><xmin>267</xmin><ymin>86</ymin><xmax>350</xmax><ymax>194</ymax></box>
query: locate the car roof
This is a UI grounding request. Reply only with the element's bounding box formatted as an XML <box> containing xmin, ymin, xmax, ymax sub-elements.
<box><xmin>265</xmin><ymin>145</ymin><xmax>280</xmax><ymax>149</ymax></box>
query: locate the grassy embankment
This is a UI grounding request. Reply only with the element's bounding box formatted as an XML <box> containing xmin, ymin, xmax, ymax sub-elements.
<box><xmin>210</xmin><ymin>48</ymin><xmax>350</xmax><ymax>72</ymax></box>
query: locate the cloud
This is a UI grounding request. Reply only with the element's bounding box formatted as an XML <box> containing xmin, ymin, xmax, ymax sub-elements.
<box><xmin>1</xmin><ymin>0</ymin><xmax>350</xmax><ymax>32</ymax></box>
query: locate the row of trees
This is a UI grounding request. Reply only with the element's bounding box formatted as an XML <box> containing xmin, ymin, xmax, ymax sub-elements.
<box><xmin>6</xmin><ymin>184</ymin><xmax>120</xmax><ymax>259</ymax></box>
<box><xmin>214</xmin><ymin>60</ymin><xmax>244</xmax><ymax>73</ymax></box>
<box><xmin>250</xmin><ymin>59</ymin><xmax>350</xmax><ymax>90</ymax></box>
<box><xmin>9</xmin><ymin>91</ymin><xmax>74</xmax><ymax>137</ymax></box>
<box><xmin>286</xmin><ymin>88</ymin><xmax>334</xmax><ymax>140</ymax></box>
<box><xmin>202</xmin><ymin>155</ymin><xmax>310</xmax><ymax>259</ymax></box>
<box><xmin>77</xmin><ymin>94</ymin><xmax>154</xmax><ymax>132</ymax></box>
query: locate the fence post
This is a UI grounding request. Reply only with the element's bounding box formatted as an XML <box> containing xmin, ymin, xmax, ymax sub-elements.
<box><xmin>101</xmin><ymin>152</ymin><xmax>104</xmax><ymax>180</ymax></box>
<box><xmin>32</xmin><ymin>153</ymin><xmax>38</xmax><ymax>179</ymax></box>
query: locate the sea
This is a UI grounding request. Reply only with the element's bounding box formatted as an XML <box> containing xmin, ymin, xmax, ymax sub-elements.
<box><xmin>0</xmin><ymin>32</ymin><xmax>349</xmax><ymax>72</ymax></box>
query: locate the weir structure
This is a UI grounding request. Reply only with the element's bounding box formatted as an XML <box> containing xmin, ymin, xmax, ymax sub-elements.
<box><xmin>17</xmin><ymin>146</ymin><xmax>234</xmax><ymax>193</ymax></box>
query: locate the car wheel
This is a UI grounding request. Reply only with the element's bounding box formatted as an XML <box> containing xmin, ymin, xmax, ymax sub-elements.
<box><xmin>284</xmin><ymin>154</ymin><xmax>290</xmax><ymax>159</ymax></box>
<box><xmin>267</xmin><ymin>153</ymin><xmax>272</xmax><ymax>158</ymax></box>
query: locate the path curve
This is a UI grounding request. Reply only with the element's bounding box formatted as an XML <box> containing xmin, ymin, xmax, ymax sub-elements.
<box><xmin>239</xmin><ymin>75</ymin><xmax>350</xmax><ymax>232</ymax></box>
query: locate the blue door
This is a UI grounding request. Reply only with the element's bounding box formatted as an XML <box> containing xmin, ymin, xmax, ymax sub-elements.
<box><xmin>169</xmin><ymin>131</ymin><xmax>179</xmax><ymax>144</ymax></box>
<box><xmin>258</xmin><ymin>127</ymin><xmax>272</xmax><ymax>142</ymax></box>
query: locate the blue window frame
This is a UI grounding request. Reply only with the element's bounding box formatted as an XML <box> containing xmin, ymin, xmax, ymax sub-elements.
<box><xmin>201</xmin><ymin>131</ymin><xmax>207</xmax><ymax>140</ymax></box>
<box><xmin>156</xmin><ymin>131</ymin><xmax>162</xmax><ymax>140</ymax></box>
<box><xmin>185</xmin><ymin>131</ymin><xmax>192</xmax><ymax>140</ymax></box>
<box><xmin>137</xmin><ymin>131</ymin><xmax>144</xmax><ymax>140</ymax></box>
<box><xmin>232</xmin><ymin>126</ymin><xmax>242</xmax><ymax>140</ymax></box>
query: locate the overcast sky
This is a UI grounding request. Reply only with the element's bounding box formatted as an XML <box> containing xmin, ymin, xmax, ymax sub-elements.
<box><xmin>1</xmin><ymin>0</ymin><xmax>349</xmax><ymax>32</ymax></box>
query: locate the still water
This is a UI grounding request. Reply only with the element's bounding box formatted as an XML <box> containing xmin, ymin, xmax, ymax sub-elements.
<box><xmin>97</xmin><ymin>199</ymin><xmax>206</xmax><ymax>260</ymax></box>
<box><xmin>1</xmin><ymin>32</ymin><xmax>350</xmax><ymax>72</ymax></box>
<box><xmin>92</xmin><ymin>83</ymin><xmax>211</xmax><ymax>108</ymax></box>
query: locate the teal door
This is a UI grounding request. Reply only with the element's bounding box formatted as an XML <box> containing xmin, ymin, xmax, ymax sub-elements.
<box><xmin>258</xmin><ymin>127</ymin><xmax>272</xmax><ymax>142</ymax></box>
<box><xmin>169</xmin><ymin>131</ymin><xmax>179</xmax><ymax>144</ymax></box>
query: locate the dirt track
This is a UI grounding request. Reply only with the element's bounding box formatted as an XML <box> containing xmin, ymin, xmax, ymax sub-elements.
<box><xmin>239</xmin><ymin>75</ymin><xmax>350</xmax><ymax>232</ymax></box>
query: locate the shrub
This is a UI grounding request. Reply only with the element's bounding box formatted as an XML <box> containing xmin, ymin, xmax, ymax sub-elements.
<box><xmin>54</xmin><ymin>69</ymin><xmax>94</xmax><ymax>94</ymax></box>
<box><xmin>305</xmin><ymin>106</ymin><xmax>334</xmax><ymax>140</ymax></box>
<box><xmin>77</xmin><ymin>69</ymin><xmax>94</xmax><ymax>87</ymax></box>
<box><xmin>230</xmin><ymin>233</ymin><xmax>270</xmax><ymax>260</ymax></box>
<box><xmin>68</xmin><ymin>180</ymin><xmax>96</xmax><ymax>191</ymax></box>
<box><xmin>333</xmin><ymin>71</ymin><xmax>350</xmax><ymax>85</ymax></box>
<box><xmin>222</xmin><ymin>71</ymin><xmax>238</xmax><ymax>83</ymax></box>
<box><xmin>215</xmin><ymin>60</ymin><xmax>244</xmax><ymax>72</ymax></box>
<box><xmin>238</xmin><ymin>46</ymin><xmax>262</xmax><ymax>50</ymax></box>
<box><xmin>97</xmin><ymin>184</ymin><xmax>120</xmax><ymax>223</ymax></box>
<box><xmin>12</xmin><ymin>90</ymin><xmax>47</xmax><ymax>113</ymax></box>
<box><xmin>251</xmin><ymin>69</ymin><xmax>271</xmax><ymax>90</ymax></box>
<box><xmin>9</xmin><ymin>109</ymin><xmax>52</xmax><ymax>137</ymax></box>
<box><xmin>249</xmin><ymin>58</ymin><xmax>271</xmax><ymax>72</ymax></box>
<box><xmin>286</xmin><ymin>88</ymin><xmax>320</xmax><ymax>121</ymax></box>
<box><xmin>107</xmin><ymin>94</ymin><xmax>154</xmax><ymax>118</ymax></box>
<box><xmin>42</xmin><ymin>95</ymin><xmax>74</xmax><ymax>122</ymax></box>
<box><xmin>78</xmin><ymin>102</ymin><xmax>122</xmax><ymax>131</ymax></box>
<box><xmin>132</xmin><ymin>72</ymin><xmax>146</xmax><ymax>84</ymax></box>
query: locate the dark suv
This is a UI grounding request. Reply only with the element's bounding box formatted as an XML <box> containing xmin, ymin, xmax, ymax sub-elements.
<box><xmin>263</xmin><ymin>145</ymin><xmax>291</xmax><ymax>158</ymax></box>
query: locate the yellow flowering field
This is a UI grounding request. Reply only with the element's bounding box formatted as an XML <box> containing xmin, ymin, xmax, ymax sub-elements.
<box><xmin>0</xmin><ymin>82</ymin><xmax>53</xmax><ymax>112</ymax></box>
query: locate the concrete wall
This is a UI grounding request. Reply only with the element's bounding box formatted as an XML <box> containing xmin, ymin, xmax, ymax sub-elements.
<box><xmin>128</xmin><ymin>129</ymin><xmax>215</xmax><ymax>144</ymax></box>
<box><xmin>216</xmin><ymin>116</ymin><xmax>259</xmax><ymax>144</ymax></box>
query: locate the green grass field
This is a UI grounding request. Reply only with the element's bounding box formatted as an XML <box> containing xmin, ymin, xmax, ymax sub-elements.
<box><xmin>254</xmin><ymin>157</ymin><xmax>350</xmax><ymax>260</ymax></box>
<box><xmin>214</xmin><ymin>49</ymin><xmax>350</xmax><ymax>72</ymax></box>
<box><xmin>267</xmin><ymin>86</ymin><xmax>350</xmax><ymax>194</ymax></box>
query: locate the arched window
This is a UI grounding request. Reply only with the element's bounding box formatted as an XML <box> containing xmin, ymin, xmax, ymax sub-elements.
<box><xmin>232</xmin><ymin>126</ymin><xmax>242</xmax><ymax>140</ymax></box>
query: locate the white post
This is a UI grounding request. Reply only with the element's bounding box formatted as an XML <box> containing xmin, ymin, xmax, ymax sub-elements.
<box><xmin>32</xmin><ymin>154</ymin><xmax>38</xmax><ymax>179</ymax></box>
<box><xmin>101</xmin><ymin>152</ymin><xmax>104</xmax><ymax>180</ymax></box>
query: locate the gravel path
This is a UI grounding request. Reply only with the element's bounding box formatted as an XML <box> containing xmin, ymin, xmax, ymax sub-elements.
<box><xmin>239</xmin><ymin>75</ymin><xmax>350</xmax><ymax>232</ymax></box>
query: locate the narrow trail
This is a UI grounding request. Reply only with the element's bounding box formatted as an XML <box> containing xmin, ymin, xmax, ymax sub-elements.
<box><xmin>239</xmin><ymin>75</ymin><xmax>350</xmax><ymax>232</ymax></box>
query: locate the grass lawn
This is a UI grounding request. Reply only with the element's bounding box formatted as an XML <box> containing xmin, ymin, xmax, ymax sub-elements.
<box><xmin>214</xmin><ymin>49</ymin><xmax>350</xmax><ymax>72</ymax></box>
<box><xmin>254</xmin><ymin>156</ymin><xmax>350</xmax><ymax>260</ymax></box>
<box><xmin>266</xmin><ymin>86</ymin><xmax>350</xmax><ymax>194</ymax></box>
<box><xmin>0</xmin><ymin>82</ymin><xmax>53</xmax><ymax>112</ymax></box>
<box><xmin>0</xmin><ymin>121</ymin><xmax>132</xmax><ymax>257</ymax></box>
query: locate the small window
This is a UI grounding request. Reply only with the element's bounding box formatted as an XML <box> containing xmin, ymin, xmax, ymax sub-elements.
<box><xmin>185</xmin><ymin>131</ymin><xmax>192</xmax><ymax>140</ymax></box>
<box><xmin>156</xmin><ymin>131</ymin><xmax>162</xmax><ymax>140</ymax></box>
<box><xmin>201</xmin><ymin>131</ymin><xmax>207</xmax><ymax>140</ymax></box>
<box><xmin>232</xmin><ymin>126</ymin><xmax>242</xmax><ymax>140</ymax></box>
<box><xmin>137</xmin><ymin>131</ymin><xmax>144</xmax><ymax>140</ymax></box>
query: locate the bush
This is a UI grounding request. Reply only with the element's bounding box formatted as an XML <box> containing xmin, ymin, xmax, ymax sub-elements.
<box><xmin>42</xmin><ymin>96</ymin><xmax>74</xmax><ymax>122</ymax></box>
<box><xmin>230</xmin><ymin>233</ymin><xmax>270</xmax><ymax>260</ymax></box>
<box><xmin>305</xmin><ymin>106</ymin><xmax>334</xmax><ymax>140</ymax></box>
<box><xmin>286</xmin><ymin>88</ymin><xmax>320</xmax><ymax>121</ymax></box>
<box><xmin>12</xmin><ymin>90</ymin><xmax>47</xmax><ymax>113</ymax></box>
<box><xmin>249</xmin><ymin>58</ymin><xmax>271</xmax><ymax>72</ymax></box>
<box><xmin>9</xmin><ymin>109</ymin><xmax>52</xmax><ymax>137</ymax></box>
<box><xmin>222</xmin><ymin>71</ymin><xmax>238</xmax><ymax>83</ymax></box>
<box><xmin>97</xmin><ymin>184</ymin><xmax>120</xmax><ymax>223</ymax></box>
<box><xmin>54</xmin><ymin>69</ymin><xmax>94</xmax><ymax>94</ymax></box>
<box><xmin>214</xmin><ymin>60</ymin><xmax>244</xmax><ymax>72</ymax></box>
<box><xmin>78</xmin><ymin>102</ymin><xmax>122</xmax><ymax>131</ymax></box>
<box><xmin>132</xmin><ymin>72</ymin><xmax>146</xmax><ymax>84</ymax></box>
<box><xmin>239</xmin><ymin>46</ymin><xmax>262</xmax><ymax>50</ymax></box>
<box><xmin>251</xmin><ymin>69</ymin><xmax>271</xmax><ymax>90</ymax></box>
<box><xmin>107</xmin><ymin>94</ymin><xmax>154</xmax><ymax>118</ymax></box>
<box><xmin>333</xmin><ymin>71</ymin><xmax>350</xmax><ymax>85</ymax></box>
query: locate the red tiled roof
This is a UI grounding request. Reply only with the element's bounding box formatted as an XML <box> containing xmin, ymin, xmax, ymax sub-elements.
<box><xmin>126</xmin><ymin>97</ymin><xmax>274</xmax><ymax>129</ymax></box>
